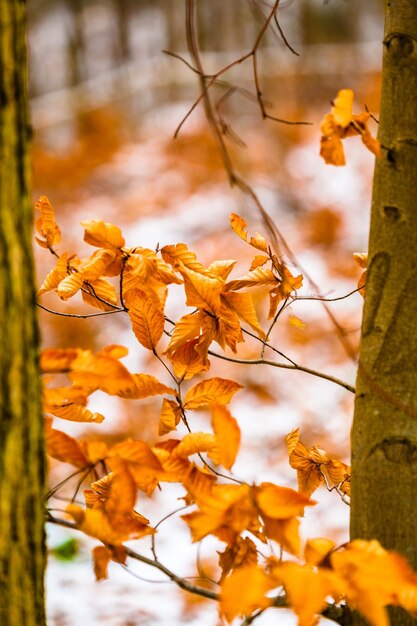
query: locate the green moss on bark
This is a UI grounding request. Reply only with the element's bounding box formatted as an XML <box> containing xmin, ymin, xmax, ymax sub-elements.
<box><xmin>0</xmin><ymin>2</ymin><xmax>46</xmax><ymax>624</ymax></box>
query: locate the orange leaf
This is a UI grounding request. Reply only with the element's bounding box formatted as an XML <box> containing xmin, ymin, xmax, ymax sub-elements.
<box><xmin>249</xmin><ymin>254</ymin><xmax>269</xmax><ymax>271</ymax></box>
<box><xmin>34</xmin><ymin>196</ymin><xmax>61</xmax><ymax>248</ymax></box>
<box><xmin>262</xmin><ymin>515</ymin><xmax>301</xmax><ymax>556</ymax></box>
<box><xmin>81</xmin><ymin>220</ymin><xmax>125</xmax><ymax>250</ymax></box>
<box><xmin>165</xmin><ymin>312</ymin><xmax>204</xmax><ymax>355</ymax></box>
<box><xmin>117</xmin><ymin>373</ymin><xmax>175</xmax><ymax>400</ymax></box>
<box><xmin>126</xmin><ymin>288</ymin><xmax>165</xmax><ymax>350</ymax></box>
<box><xmin>38</xmin><ymin>253</ymin><xmax>69</xmax><ymax>297</ymax></box>
<box><xmin>69</xmin><ymin>350</ymin><xmax>135</xmax><ymax>395</ymax></box>
<box><xmin>304</xmin><ymin>538</ymin><xmax>335</xmax><ymax>566</ymax></box>
<box><xmin>218</xmin><ymin>536</ymin><xmax>258</xmax><ymax>582</ymax></box>
<box><xmin>183</xmin><ymin>378</ymin><xmax>243</xmax><ymax>409</ymax></box>
<box><xmin>158</xmin><ymin>399</ymin><xmax>182</xmax><ymax>436</ymax></box>
<box><xmin>332</xmin><ymin>88</ymin><xmax>354</xmax><ymax>127</ymax></box>
<box><xmin>67</xmin><ymin>505</ymin><xmax>152</xmax><ymax>545</ymax></box>
<box><xmin>167</xmin><ymin>338</ymin><xmax>211</xmax><ymax>381</ymax></box>
<box><xmin>230</xmin><ymin>214</ymin><xmax>268</xmax><ymax>253</ymax></box>
<box><xmin>40</xmin><ymin>348</ymin><xmax>80</xmax><ymax>373</ymax></box>
<box><xmin>220</xmin><ymin>565</ymin><xmax>274</xmax><ymax>622</ymax></box>
<box><xmin>81</xmin><ymin>249</ymin><xmax>117</xmax><ymax>281</ymax></box>
<box><xmin>362</xmin><ymin>130</ymin><xmax>381</xmax><ymax>158</ymax></box>
<box><xmin>173</xmin><ymin>432</ymin><xmax>217</xmax><ymax>458</ymax></box>
<box><xmin>82</xmin><ymin>278</ymin><xmax>118</xmax><ymax>311</ymax></box>
<box><xmin>274</xmin><ymin>562</ymin><xmax>344</xmax><ymax>626</ymax></box>
<box><xmin>331</xmin><ymin>540</ymin><xmax>417</xmax><ymax>626</ymax></box>
<box><xmin>45</xmin><ymin>420</ymin><xmax>88</xmax><ymax>468</ymax></box>
<box><xmin>210</xmin><ymin>405</ymin><xmax>241</xmax><ymax>470</ymax></box>
<box><xmin>179</xmin><ymin>265</ymin><xmax>223</xmax><ymax>314</ymax></box>
<box><xmin>161</xmin><ymin>243</ymin><xmax>206</xmax><ymax>273</ymax></box>
<box><xmin>222</xmin><ymin>291</ymin><xmax>265</xmax><ymax>338</ymax></box>
<box><xmin>225</xmin><ymin>267</ymin><xmax>277</xmax><ymax>292</ymax></box>
<box><xmin>255</xmin><ymin>482</ymin><xmax>316</xmax><ymax>519</ymax></box>
<box><xmin>92</xmin><ymin>546</ymin><xmax>111</xmax><ymax>581</ymax></box>
<box><xmin>320</xmin><ymin>135</ymin><xmax>346</xmax><ymax>166</ymax></box>
<box><xmin>48</xmin><ymin>404</ymin><xmax>105</xmax><ymax>423</ymax></box>
<box><xmin>57</xmin><ymin>272</ymin><xmax>85</xmax><ymax>300</ymax></box>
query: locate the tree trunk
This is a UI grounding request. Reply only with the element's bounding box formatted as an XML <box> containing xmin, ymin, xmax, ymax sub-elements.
<box><xmin>351</xmin><ymin>2</ymin><xmax>417</xmax><ymax>624</ymax></box>
<box><xmin>0</xmin><ymin>2</ymin><xmax>46</xmax><ymax>625</ymax></box>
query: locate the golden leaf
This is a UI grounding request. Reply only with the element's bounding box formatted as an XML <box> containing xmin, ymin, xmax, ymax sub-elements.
<box><xmin>81</xmin><ymin>249</ymin><xmax>117</xmax><ymax>281</ymax></box>
<box><xmin>37</xmin><ymin>253</ymin><xmax>69</xmax><ymax>296</ymax></box>
<box><xmin>218</xmin><ymin>537</ymin><xmax>258</xmax><ymax>582</ymax></box>
<box><xmin>45</xmin><ymin>420</ymin><xmax>88</xmax><ymax>468</ymax></box>
<box><xmin>67</xmin><ymin>505</ymin><xmax>152</xmax><ymax>545</ymax></box>
<box><xmin>44</xmin><ymin>385</ymin><xmax>88</xmax><ymax>408</ymax></box>
<box><xmin>225</xmin><ymin>267</ymin><xmax>277</xmax><ymax>292</ymax></box>
<box><xmin>220</xmin><ymin>565</ymin><xmax>274</xmax><ymax>623</ymax></box>
<box><xmin>48</xmin><ymin>404</ymin><xmax>105</xmax><ymax>423</ymax></box>
<box><xmin>182</xmin><ymin>464</ymin><xmax>216</xmax><ymax>502</ymax></box>
<box><xmin>222</xmin><ymin>291</ymin><xmax>265</xmax><ymax>338</ymax></box>
<box><xmin>210</xmin><ymin>405</ymin><xmax>241</xmax><ymax>470</ymax></box>
<box><xmin>331</xmin><ymin>540</ymin><xmax>417</xmax><ymax>626</ymax></box>
<box><xmin>274</xmin><ymin>562</ymin><xmax>345</xmax><ymax>626</ymax></box>
<box><xmin>56</xmin><ymin>272</ymin><xmax>85</xmax><ymax>300</ymax></box>
<box><xmin>81</xmin><ymin>220</ymin><xmax>125</xmax><ymax>250</ymax></box>
<box><xmin>109</xmin><ymin>440</ymin><xmax>163</xmax><ymax>472</ymax></box>
<box><xmin>158</xmin><ymin>399</ymin><xmax>182</xmax><ymax>436</ymax></box>
<box><xmin>304</xmin><ymin>538</ymin><xmax>335</xmax><ymax>566</ymax></box>
<box><xmin>230</xmin><ymin>214</ymin><xmax>268</xmax><ymax>253</ymax></box>
<box><xmin>320</xmin><ymin>91</ymin><xmax>380</xmax><ymax>166</ymax></box>
<box><xmin>117</xmin><ymin>373</ymin><xmax>175</xmax><ymax>400</ymax></box>
<box><xmin>183</xmin><ymin>377</ymin><xmax>243</xmax><ymax>409</ymax></box>
<box><xmin>255</xmin><ymin>482</ymin><xmax>316</xmax><ymax>519</ymax></box>
<box><xmin>179</xmin><ymin>265</ymin><xmax>223</xmax><ymax>314</ymax></box>
<box><xmin>249</xmin><ymin>254</ymin><xmax>269</xmax><ymax>271</ymax></box>
<box><xmin>320</xmin><ymin>135</ymin><xmax>346</xmax><ymax>166</ymax></box>
<box><xmin>167</xmin><ymin>338</ymin><xmax>210</xmax><ymax>381</ymax></box>
<box><xmin>173</xmin><ymin>432</ymin><xmax>217</xmax><ymax>458</ymax></box>
<box><xmin>262</xmin><ymin>515</ymin><xmax>301</xmax><ymax>556</ymax></box>
<box><xmin>81</xmin><ymin>441</ymin><xmax>109</xmax><ymax>465</ymax></box>
<box><xmin>34</xmin><ymin>196</ymin><xmax>61</xmax><ymax>248</ymax></box>
<box><xmin>165</xmin><ymin>312</ymin><xmax>204</xmax><ymax>355</ymax></box>
<box><xmin>161</xmin><ymin>243</ymin><xmax>206</xmax><ymax>273</ymax></box>
<box><xmin>92</xmin><ymin>546</ymin><xmax>111</xmax><ymax>581</ymax></box>
<box><xmin>69</xmin><ymin>350</ymin><xmax>135</xmax><ymax>395</ymax></box>
<box><xmin>40</xmin><ymin>348</ymin><xmax>80</xmax><ymax>373</ymax></box>
<box><xmin>126</xmin><ymin>288</ymin><xmax>165</xmax><ymax>350</ymax></box>
<box><xmin>82</xmin><ymin>278</ymin><xmax>118</xmax><ymax>311</ymax></box>
<box><xmin>332</xmin><ymin>89</ymin><xmax>354</xmax><ymax>127</ymax></box>
<box><xmin>206</xmin><ymin>259</ymin><xmax>236</xmax><ymax>281</ymax></box>
<box><xmin>362</xmin><ymin>130</ymin><xmax>381</xmax><ymax>158</ymax></box>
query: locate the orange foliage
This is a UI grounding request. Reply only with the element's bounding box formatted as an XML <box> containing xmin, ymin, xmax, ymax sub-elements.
<box><xmin>38</xmin><ymin>196</ymin><xmax>417</xmax><ymax>626</ymax></box>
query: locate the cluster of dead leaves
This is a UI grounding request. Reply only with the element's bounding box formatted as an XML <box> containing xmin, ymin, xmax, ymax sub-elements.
<box><xmin>286</xmin><ymin>428</ymin><xmax>350</xmax><ymax>499</ymax></box>
<box><xmin>37</xmin><ymin>196</ymin><xmax>417</xmax><ymax>626</ymax></box>
<box><xmin>320</xmin><ymin>89</ymin><xmax>380</xmax><ymax>166</ymax></box>
<box><xmin>220</xmin><ymin>539</ymin><xmax>417</xmax><ymax>626</ymax></box>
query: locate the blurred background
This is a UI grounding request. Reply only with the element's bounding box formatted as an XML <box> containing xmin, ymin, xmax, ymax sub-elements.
<box><xmin>30</xmin><ymin>1</ymin><xmax>383</xmax><ymax>625</ymax></box>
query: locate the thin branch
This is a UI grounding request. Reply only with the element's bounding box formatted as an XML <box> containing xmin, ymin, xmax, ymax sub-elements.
<box><xmin>273</xmin><ymin>13</ymin><xmax>299</xmax><ymax>56</ymax></box>
<box><xmin>37</xmin><ymin>302</ymin><xmax>125</xmax><ymax>318</ymax></box>
<box><xmin>47</xmin><ymin>515</ymin><xmax>351</xmax><ymax>624</ymax></box>
<box><xmin>207</xmin><ymin>350</ymin><xmax>355</xmax><ymax>394</ymax></box>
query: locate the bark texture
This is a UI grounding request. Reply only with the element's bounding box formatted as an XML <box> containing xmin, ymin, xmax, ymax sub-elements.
<box><xmin>351</xmin><ymin>2</ymin><xmax>417</xmax><ymax>624</ymax></box>
<box><xmin>0</xmin><ymin>1</ymin><xmax>46</xmax><ymax>625</ymax></box>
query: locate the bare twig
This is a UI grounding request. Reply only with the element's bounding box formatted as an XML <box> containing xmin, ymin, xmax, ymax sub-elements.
<box><xmin>207</xmin><ymin>350</ymin><xmax>355</xmax><ymax>394</ymax></box>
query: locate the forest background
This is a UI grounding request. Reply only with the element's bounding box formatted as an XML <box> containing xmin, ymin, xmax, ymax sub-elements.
<box><xmin>28</xmin><ymin>1</ymin><xmax>382</xmax><ymax>625</ymax></box>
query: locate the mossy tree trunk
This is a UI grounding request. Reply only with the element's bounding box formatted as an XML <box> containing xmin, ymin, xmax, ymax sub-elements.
<box><xmin>351</xmin><ymin>2</ymin><xmax>417</xmax><ymax>624</ymax></box>
<box><xmin>0</xmin><ymin>1</ymin><xmax>46</xmax><ymax>625</ymax></box>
